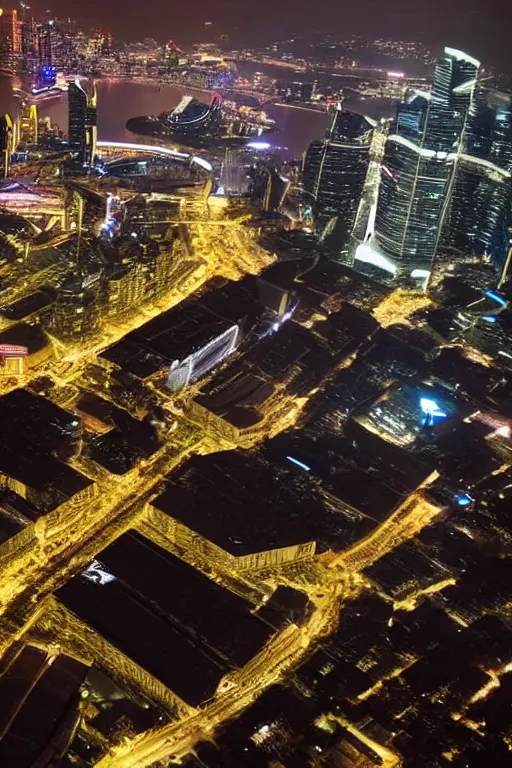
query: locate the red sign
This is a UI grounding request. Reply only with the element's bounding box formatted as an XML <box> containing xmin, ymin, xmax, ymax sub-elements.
<box><xmin>0</xmin><ymin>345</ymin><xmax>29</xmax><ymax>357</ymax></box>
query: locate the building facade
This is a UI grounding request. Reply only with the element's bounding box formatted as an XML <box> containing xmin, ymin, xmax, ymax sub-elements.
<box><xmin>17</xmin><ymin>102</ymin><xmax>38</xmax><ymax>146</ymax></box>
<box><xmin>0</xmin><ymin>8</ymin><xmax>20</xmax><ymax>68</ymax></box>
<box><xmin>442</xmin><ymin>90</ymin><xmax>512</xmax><ymax>274</ymax></box>
<box><xmin>68</xmin><ymin>80</ymin><xmax>97</xmax><ymax>166</ymax></box>
<box><xmin>0</xmin><ymin>114</ymin><xmax>14</xmax><ymax>178</ymax></box>
<box><xmin>302</xmin><ymin>107</ymin><xmax>373</xmax><ymax>257</ymax></box>
<box><xmin>354</xmin><ymin>48</ymin><xmax>480</xmax><ymax>291</ymax></box>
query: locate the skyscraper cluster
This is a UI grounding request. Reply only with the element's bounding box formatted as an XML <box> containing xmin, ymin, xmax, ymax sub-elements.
<box><xmin>0</xmin><ymin>8</ymin><xmax>81</xmax><ymax>74</ymax></box>
<box><xmin>304</xmin><ymin>47</ymin><xmax>512</xmax><ymax>292</ymax></box>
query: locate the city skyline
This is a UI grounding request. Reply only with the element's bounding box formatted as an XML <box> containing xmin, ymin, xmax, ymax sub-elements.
<box><xmin>0</xmin><ymin>7</ymin><xmax>511</xmax><ymax>768</ymax></box>
<box><xmin>22</xmin><ymin>0</ymin><xmax>511</xmax><ymax>66</ymax></box>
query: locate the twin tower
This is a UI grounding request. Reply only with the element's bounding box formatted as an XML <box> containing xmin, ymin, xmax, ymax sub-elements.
<box><xmin>303</xmin><ymin>48</ymin><xmax>512</xmax><ymax>291</ymax></box>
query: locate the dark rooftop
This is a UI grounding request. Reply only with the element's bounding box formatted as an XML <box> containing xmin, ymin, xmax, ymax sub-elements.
<box><xmin>0</xmin><ymin>289</ymin><xmax>56</xmax><ymax>321</ymax></box>
<box><xmin>0</xmin><ymin>389</ymin><xmax>93</xmax><ymax>510</ymax></box>
<box><xmin>153</xmin><ymin>452</ymin><xmax>316</xmax><ymax>556</ymax></box>
<box><xmin>154</xmin><ymin>448</ymin><xmax>379</xmax><ymax>553</ymax></box>
<box><xmin>100</xmin><ymin>276</ymin><xmax>260</xmax><ymax>379</ymax></box>
<box><xmin>0</xmin><ymin>322</ymin><xmax>51</xmax><ymax>355</ymax></box>
<box><xmin>58</xmin><ymin>532</ymin><xmax>274</xmax><ymax>706</ymax></box>
<box><xmin>0</xmin><ymin>645</ymin><xmax>88</xmax><ymax>768</ymax></box>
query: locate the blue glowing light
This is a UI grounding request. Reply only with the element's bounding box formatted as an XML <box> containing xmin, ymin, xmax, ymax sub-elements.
<box><xmin>420</xmin><ymin>397</ymin><xmax>447</xmax><ymax>428</ymax></box>
<box><xmin>485</xmin><ymin>290</ymin><xmax>507</xmax><ymax>306</ymax></box>
<box><xmin>420</xmin><ymin>398</ymin><xmax>447</xmax><ymax>417</ymax></box>
<box><xmin>247</xmin><ymin>141</ymin><xmax>271</xmax><ymax>150</ymax></box>
<box><xmin>39</xmin><ymin>64</ymin><xmax>57</xmax><ymax>85</ymax></box>
<box><xmin>457</xmin><ymin>494</ymin><xmax>472</xmax><ymax>507</ymax></box>
<box><xmin>482</xmin><ymin>315</ymin><xmax>497</xmax><ymax>323</ymax></box>
<box><xmin>286</xmin><ymin>456</ymin><xmax>311</xmax><ymax>472</ymax></box>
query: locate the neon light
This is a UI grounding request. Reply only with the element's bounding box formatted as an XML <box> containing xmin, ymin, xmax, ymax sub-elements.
<box><xmin>0</xmin><ymin>345</ymin><xmax>28</xmax><ymax>356</ymax></box>
<box><xmin>456</xmin><ymin>494</ymin><xmax>472</xmax><ymax>507</ymax></box>
<box><xmin>420</xmin><ymin>397</ymin><xmax>447</xmax><ymax>427</ymax></box>
<box><xmin>382</xmin><ymin>165</ymin><xmax>395</xmax><ymax>180</ymax></box>
<box><xmin>96</xmin><ymin>141</ymin><xmax>189</xmax><ymax>159</ymax></box>
<box><xmin>482</xmin><ymin>315</ymin><xmax>497</xmax><ymax>323</ymax></box>
<box><xmin>485</xmin><ymin>290</ymin><xmax>507</xmax><ymax>306</ymax></box>
<box><xmin>191</xmin><ymin>155</ymin><xmax>212</xmax><ymax>171</ymax></box>
<box><xmin>286</xmin><ymin>456</ymin><xmax>311</xmax><ymax>471</ymax></box>
<box><xmin>247</xmin><ymin>141</ymin><xmax>271</xmax><ymax>149</ymax></box>
<box><xmin>420</xmin><ymin>398</ymin><xmax>447</xmax><ymax>417</ymax></box>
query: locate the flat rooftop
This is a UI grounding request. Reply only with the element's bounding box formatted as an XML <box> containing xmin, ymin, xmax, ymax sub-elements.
<box><xmin>58</xmin><ymin>532</ymin><xmax>274</xmax><ymax>706</ymax></box>
<box><xmin>100</xmin><ymin>277</ymin><xmax>259</xmax><ymax>379</ymax></box>
<box><xmin>154</xmin><ymin>449</ymin><xmax>377</xmax><ymax>553</ymax></box>
<box><xmin>0</xmin><ymin>645</ymin><xmax>88</xmax><ymax>768</ymax></box>
<box><xmin>0</xmin><ymin>389</ymin><xmax>93</xmax><ymax>508</ymax></box>
<box><xmin>153</xmin><ymin>452</ymin><xmax>318</xmax><ymax>557</ymax></box>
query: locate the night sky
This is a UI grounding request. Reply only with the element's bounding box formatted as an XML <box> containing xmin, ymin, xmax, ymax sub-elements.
<box><xmin>30</xmin><ymin>0</ymin><xmax>512</xmax><ymax>68</ymax></box>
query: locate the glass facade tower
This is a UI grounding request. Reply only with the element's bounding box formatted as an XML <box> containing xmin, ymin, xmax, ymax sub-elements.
<box><xmin>442</xmin><ymin>90</ymin><xmax>512</xmax><ymax>274</ymax></box>
<box><xmin>302</xmin><ymin>107</ymin><xmax>373</xmax><ymax>257</ymax></box>
<box><xmin>355</xmin><ymin>48</ymin><xmax>480</xmax><ymax>291</ymax></box>
<box><xmin>68</xmin><ymin>80</ymin><xmax>97</xmax><ymax>167</ymax></box>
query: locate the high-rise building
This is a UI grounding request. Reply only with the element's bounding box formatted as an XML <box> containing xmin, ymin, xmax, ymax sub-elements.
<box><xmin>443</xmin><ymin>158</ymin><xmax>511</xmax><ymax>273</ymax></box>
<box><xmin>37</xmin><ymin>20</ymin><xmax>55</xmax><ymax>67</ymax></box>
<box><xmin>20</xmin><ymin>17</ymin><xmax>38</xmax><ymax>73</ymax></box>
<box><xmin>354</xmin><ymin>48</ymin><xmax>480</xmax><ymax>291</ymax></box>
<box><xmin>442</xmin><ymin>90</ymin><xmax>512</xmax><ymax>274</ymax></box>
<box><xmin>17</xmin><ymin>102</ymin><xmax>38</xmax><ymax>146</ymax></box>
<box><xmin>302</xmin><ymin>107</ymin><xmax>373</xmax><ymax>256</ymax></box>
<box><xmin>68</xmin><ymin>80</ymin><xmax>97</xmax><ymax>167</ymax></box>
<box><xmin>0</xmin><ymin>8</ymin><xmax>20</xmax><ymax>68</ymax></box>
<box><xmin>50</xmin><ymin>267</ymin><xmax>103</xmax><ymax>342</ymax></box>
<box><xmin>0</xmin><ymin>114</ymin><xmax>14</xmax><ymax>177</ymax></box>
<box><xmin>262</xmin><ymin>169</ymin><xmax>290</xmax><ymax>215</ymax></box>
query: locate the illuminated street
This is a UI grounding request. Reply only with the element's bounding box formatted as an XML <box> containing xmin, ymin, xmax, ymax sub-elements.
<box><xmin>0</xmin><ymin>21</ymin><xmax>511</xmax><ymax>768</ymax></box>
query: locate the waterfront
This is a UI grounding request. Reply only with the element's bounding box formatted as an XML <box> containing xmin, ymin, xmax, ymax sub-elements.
<box><xmin>0</xmin><ymin>75</ymin><xmax>395</xmax><ymax>159</ymax></box>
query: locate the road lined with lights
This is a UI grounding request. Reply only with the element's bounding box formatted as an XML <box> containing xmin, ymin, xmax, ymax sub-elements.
<box><xmin>94</xmin><ymin>576</ymin><xmax>346</xmax><ymax>768</ymax></box>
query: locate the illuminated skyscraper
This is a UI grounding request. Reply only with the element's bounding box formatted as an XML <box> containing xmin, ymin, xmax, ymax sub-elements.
<box><xmin>443</xmin><ymin>159</ymin><xmax>511</xmax><ymax>273</ymax></box>
<box><xmin>68</xmin><ymin>80</ymin><xmax>97</xmax><ymax>167</ymax></box>
<box><xmin>20</xmin><ymin>17</ymin><xmax>38</xmax><ymax>72</ymax></box>
<box><xmin>17</xmin><ymin>102</ymin><xmax>38</xmax><ymax>145</ymax></box>
<box><xmin>443</xmin><ymin>90</ymin><xmax>512</xmax><ymax>274</ymax></box>
<box><xmin>355</xmin><ymin>48</ymin><xmax>480</xmax><ymax>290</ymax></box>
<box><xmin>0</xmin><ymin>114</ymin><xmax>14</xmax><ymax>177</ymax></box>
<box><xmin>302</xmin><ymin>107</ymin><xmax>373</xmax><ymax>256</ymax></box>
<box><xmin>37</xmin><ymin>20</ymin><xmax>55</xmax><ymax>67</ymax></box>
<box><xmin>0</xmin><ymin>8</ymin><xmax>20</xmax><ymax>67</ymax></box>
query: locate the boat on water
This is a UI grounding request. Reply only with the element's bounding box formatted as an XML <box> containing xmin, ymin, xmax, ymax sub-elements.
<box><xmin>126</xmin><ymin>92</ymin><xmax>275</xmax><ymax>151</ymax></box>
<box><xmin>19</xmin><ymin>72</ymin><xmax>70</xmax><ymax>104</ymax></box>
